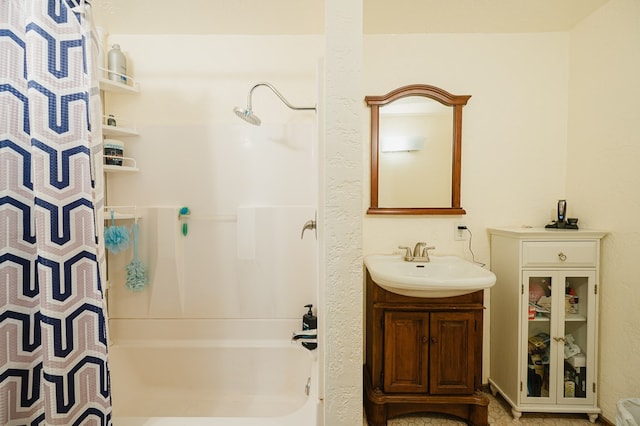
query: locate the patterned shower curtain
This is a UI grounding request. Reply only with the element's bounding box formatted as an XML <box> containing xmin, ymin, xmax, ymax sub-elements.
<box><xmin>1</xmin><ymin>0</ymin><xmax>111</xmax><ymax>425</ymax></box>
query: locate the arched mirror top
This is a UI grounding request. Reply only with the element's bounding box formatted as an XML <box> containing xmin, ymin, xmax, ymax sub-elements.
<box><xmin>365</xmin><ymin>84</ymin><xmax>471</xmax><ymax>108</ymax></box>
<box><xmin>366</xmin><ymin>84</ymin><xmax>471</xmax><ymax>215</ymax></box>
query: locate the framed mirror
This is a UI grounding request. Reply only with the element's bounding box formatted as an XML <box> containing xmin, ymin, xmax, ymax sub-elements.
<box><xmin>366</xmin><ymin>84</ymin><xmax>471</xmax><ymax>215</ymax></box>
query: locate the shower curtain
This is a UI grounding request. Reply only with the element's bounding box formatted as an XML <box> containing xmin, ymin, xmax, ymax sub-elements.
<box><xmin>1</xmin><ymin>1</ymin><xmax>111</xmax><ymax>424</ymax></box>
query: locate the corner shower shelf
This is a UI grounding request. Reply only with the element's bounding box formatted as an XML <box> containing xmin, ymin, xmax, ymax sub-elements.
<box><xmin>99</xmin><ymin>76</ymin><xmax>139</xmax><ymax>94</ymax></box>
<box><xmin>104</xmin><ymin>155</ymin><xmax>138</xmax><ymax>173</ymax></box>
<box><xmin>104</xmin><ymin>206</ymin><xmax>141</xmax><ymax>221</ymax></box>
<box><xmin>102</xmin><ymin>124</ymin><xmax>139</xmax><ymax>137</ymax></box>
<box><xmin>104</xmin><ymin>164</ymin><xmax>139</xmax><ymax>173</ymax></box>
<box><xmin>104</xmin><ymin>212</ymin><xmax>138</xmax><ymax>220</ymax></box>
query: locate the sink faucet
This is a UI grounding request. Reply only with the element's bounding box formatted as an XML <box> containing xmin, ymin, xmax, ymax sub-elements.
<box><xmin>399</xmin><ymin>243</ymin><xmax>436</xmax><ymax>262</ymax></box>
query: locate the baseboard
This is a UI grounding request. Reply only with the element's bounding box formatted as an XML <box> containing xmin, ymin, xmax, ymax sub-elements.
<box><xmin>599</xmin><ymin>415</ymin><xmax>615</xmax><ymax>426</ymax></box>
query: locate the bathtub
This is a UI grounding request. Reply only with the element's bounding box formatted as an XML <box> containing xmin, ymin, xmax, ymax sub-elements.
<box><xmin>109</xmin><ymin>319</ymin><xmax>320</xmax><ymax>426</ymax></box>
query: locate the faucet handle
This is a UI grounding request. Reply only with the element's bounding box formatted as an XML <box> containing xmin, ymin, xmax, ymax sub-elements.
<box><xmin>398</xmin><ymin>246</ymin><xmax>412</xmax><ymax>259</ymax></box>
<box><xmin>422</xmin><ymin>246</ymin><xmax>436</xmax><ymax>258</ymax></box>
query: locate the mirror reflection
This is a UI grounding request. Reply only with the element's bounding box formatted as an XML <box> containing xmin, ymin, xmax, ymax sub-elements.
<box><xmin>378</xmin><ymin>97</ymin><xmax>452</xmax><ymax>208</ymax></box>
<box><xmin>366</xmin><ymin>84</ymin><xmax>471</xmax><ymax>215</ymax></box>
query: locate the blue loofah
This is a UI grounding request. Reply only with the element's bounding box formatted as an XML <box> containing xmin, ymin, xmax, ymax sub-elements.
<box><xmin>104</xmin><ymin>211</ymin><xmax>130</xmax><ymax>254</ymax></box>
<box><xmin>125</xmin><ymin>222</ymin><xmax>147</xmax><ymax>291</ymax></box>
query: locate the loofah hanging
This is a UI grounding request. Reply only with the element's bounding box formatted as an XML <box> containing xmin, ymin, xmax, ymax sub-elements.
<box><xmin>125</xmin><ymin>222</ymin><xmax>147</xmax><ymax>291</ymax></box>
<box><xmin>104</xmin><ymin>210</ymin><xmax>130</xmax><ymax>254</ymax></box>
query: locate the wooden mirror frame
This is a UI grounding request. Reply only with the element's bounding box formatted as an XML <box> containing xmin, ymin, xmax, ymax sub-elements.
<box><xmin>366</xmin><ymin>84</ymin><xmax>471</xmax><ymax>215</ymax></box>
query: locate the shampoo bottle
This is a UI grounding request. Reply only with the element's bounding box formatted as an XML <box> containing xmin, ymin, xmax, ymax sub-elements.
<box><xmin>107</xmin><ymin>44</ymin><xmax>127</xmax><ymax>84</ymax></box>
<box><xmin>302</xmin><ymin>304</ymin><xmax>317</xmax><ymax>350</ymax></box>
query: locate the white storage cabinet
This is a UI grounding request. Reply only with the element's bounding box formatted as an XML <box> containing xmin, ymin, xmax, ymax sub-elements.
<box><xmin>488</xmin><ymin>227</ymin><xmax>606</xmax><ymax>423</ymax></box>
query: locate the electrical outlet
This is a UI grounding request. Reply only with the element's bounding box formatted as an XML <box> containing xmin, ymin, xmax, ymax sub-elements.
<box><xmin>455</xmin><ymin>223</ymin><xmax>467</xmax><ymax>241</ymax></box>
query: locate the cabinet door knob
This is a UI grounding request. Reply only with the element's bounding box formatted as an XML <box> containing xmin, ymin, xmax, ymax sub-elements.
<box><xmin>558</xmin><ymin>252</ymin><xmax>567</xmax><ymax>261</ymax></box>
<box><xmin>430</xmin><ymin>337</ymin><xmax>437</xmax><ymax>344</ymax></box>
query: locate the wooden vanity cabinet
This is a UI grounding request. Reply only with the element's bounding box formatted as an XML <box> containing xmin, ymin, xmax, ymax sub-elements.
<box><xmin>364</xmin><ymin>271</ymin><xmax>489</xmax><ymax>426</ymax></box>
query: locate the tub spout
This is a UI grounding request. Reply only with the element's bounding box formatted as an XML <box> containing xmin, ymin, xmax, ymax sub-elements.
<box><xmin>291</xmin><ymin>329</ymin><xmax>317</xmax><ymax>341</ymax></box>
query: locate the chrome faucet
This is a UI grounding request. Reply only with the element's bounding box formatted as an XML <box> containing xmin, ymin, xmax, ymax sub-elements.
<box><xmin>399</xmin><ymin>243</ymin><xmax>436</xmax><ymax>262</ymax></box>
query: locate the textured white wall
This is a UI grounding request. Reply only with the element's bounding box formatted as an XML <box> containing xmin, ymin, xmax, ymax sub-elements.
<box><xmin>322</xmin><ymin>0</ymin><xmax>363</xmax><ymax>424</ymax></box>
<box><xmin>567</xmin><ymin>0</ymin><xmax>640</xmax><ymax>420</ymax></box>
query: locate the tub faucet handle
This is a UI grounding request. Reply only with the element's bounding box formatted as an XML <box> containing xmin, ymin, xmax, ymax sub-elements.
<box><xmin>292</xmin><ymin>329</ymin><xmax>317</xmax><ymax>341</ymax></box>
<box><xmin>301</xmin><ymin>219</ymin><xmax>316</xmax><ymax>239</ymax></box>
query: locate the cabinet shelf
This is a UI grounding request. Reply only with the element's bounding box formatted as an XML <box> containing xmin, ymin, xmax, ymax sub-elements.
<box><xmin>530</xmin><ymin>314</ymin><xmax>587</xmax><ymax>322</ymax></box>
<box><xmin>530</xmin><ymin>315</ymin><xmax>550</xmax><ymax>322</ymax></box>
<box><xmin>565</xmin><ymin>313</ymin><xmax>587</xmax><ymax>322</ymax></box>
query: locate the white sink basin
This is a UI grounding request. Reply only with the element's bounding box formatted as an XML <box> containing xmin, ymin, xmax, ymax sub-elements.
<box><xmin>364</xmin><ymin>254</ymin><xmax>496</xmax><ymax>298</ymax></box>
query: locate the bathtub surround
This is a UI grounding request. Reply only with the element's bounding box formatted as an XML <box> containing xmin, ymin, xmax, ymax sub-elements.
<box><xmin>0</xmin><ymin>1</ymin><xmax>111</xmax><ymax>424</ymax></box>
<box><xmin>236</xmin><ymin>207</ymin><xmax>257</xmax><ymax>260</ymax></box>
<box><xmin>147</xmin><ymin>207</ymin><xmax>186</xmax><ymax>317</ymax></box>
<box><xmin>107</xmin><ymin>205</ymin><xmax>318</xmax><ymax>319</ymax></box>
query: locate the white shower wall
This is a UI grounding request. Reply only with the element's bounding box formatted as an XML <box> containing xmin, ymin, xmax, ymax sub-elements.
<box><xmin>103</xmin><ymin>35</ymin><xmax>322</xmax><ymax>320</ymax></box>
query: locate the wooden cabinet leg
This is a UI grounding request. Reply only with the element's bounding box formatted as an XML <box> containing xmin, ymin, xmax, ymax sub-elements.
<box><xmin>469</xmin><ymin>400</ymin><xmax>489</xmax><ymax>426</ymax></box>
<box><xmin>364</xmin><ymin>402</ymin><xmax>387</xmax><ymax>426</ymax></box>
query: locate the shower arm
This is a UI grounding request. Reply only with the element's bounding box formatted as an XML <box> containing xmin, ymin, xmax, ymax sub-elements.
<box><xmin>246</xmin><ymin>82</ymin><xmax>316</xmax><ymax>112</ymax></box>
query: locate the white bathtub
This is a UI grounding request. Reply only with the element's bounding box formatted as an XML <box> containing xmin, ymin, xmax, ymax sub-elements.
<box><xmin>109</xmin><ymin>319</ymin><xmax>320</xmax><ymax>426</ymax></box>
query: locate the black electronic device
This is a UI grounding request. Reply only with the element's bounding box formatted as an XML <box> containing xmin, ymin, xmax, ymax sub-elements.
<box><xmin>545</xmin><ymin>200</ymin><xmax>579</xmax><ymax>229</ymax></box>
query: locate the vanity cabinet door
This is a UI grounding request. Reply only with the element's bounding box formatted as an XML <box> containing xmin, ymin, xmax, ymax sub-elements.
<box><xmin>383</xmin><ymin>311</ymin><xmax>429</xmax><ymax>393</ymax></box>
<box><xmin>430</xmin><ymin>311</ymin><xmax>477</xmax><ymax>395</ymax></box>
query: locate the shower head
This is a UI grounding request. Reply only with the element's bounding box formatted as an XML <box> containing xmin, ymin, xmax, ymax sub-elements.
<box><xmin>233</xmin><ymin>82</ymin><xmax>315</xmax><ymax>126</ymax></box>
<box><xmin>233</xmin><ymin>106</ymin><xmax>261</xmax><ymax>126</ymax></box>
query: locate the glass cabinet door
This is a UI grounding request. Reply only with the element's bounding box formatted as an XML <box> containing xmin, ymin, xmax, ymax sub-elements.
<box><xmin>523</xmin><ymin>273</ymin><xmax>555</xmax><ymax>403</ymax></box>
<box><xmin>557</xmin><ymin>271</ymin><xmax>596</xmax><ymax>406</ymax></box>
<box><xmin>522</xmin><ymin>271</ymin><xmax>596</xmax><ymax>406</ymax></box>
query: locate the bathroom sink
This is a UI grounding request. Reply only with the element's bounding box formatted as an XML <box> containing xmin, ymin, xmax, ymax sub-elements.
<box><xmin>364</xmin><ymin>254</ymin><xmax>496</xmax><ymax>298</ymax></box>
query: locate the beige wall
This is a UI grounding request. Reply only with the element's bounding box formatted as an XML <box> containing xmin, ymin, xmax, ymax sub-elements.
<box><xmin>364</xmin><ymin>33</ymin><xmax>570</xmax><ymax>259</ymax></box>
<box><xmin>567</xmin><ymin>0</ymin><xmax>640</xmax><ymax>420</ymax></box>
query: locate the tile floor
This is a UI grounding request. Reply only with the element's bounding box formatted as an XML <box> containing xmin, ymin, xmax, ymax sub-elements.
<box><xmin>364</xmin><ymin>391</ymin><xmax>606</xmax><ymax>425</ymax></box>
